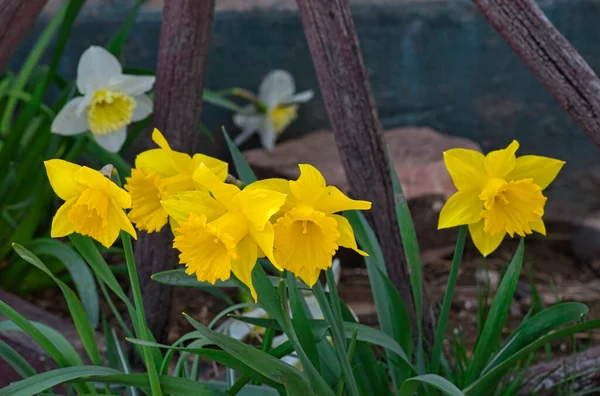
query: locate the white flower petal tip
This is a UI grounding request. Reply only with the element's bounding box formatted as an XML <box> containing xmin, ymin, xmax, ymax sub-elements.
<box><xmin>283</xmin><ymin>90</ymin><xmax>314</xmax><ymax>105</ymax></box>
<box><xmin>131</xmin><ymin>95</ymin><xmax>154</xmax><ymax>122</ymax></box>
<box><xmin>92</xmin><ymin>127</ymin><xmax>127</xmax><ymax>153</ymax></box>
<box><xmin>77</xmin><ymin>46</ymin><xmax>122</xmax><ymax>94</ymax></box>
<box><xmin>51</xmin><ymin>97</ymin><xmax>89</xmax><ymax>136</ymax></box>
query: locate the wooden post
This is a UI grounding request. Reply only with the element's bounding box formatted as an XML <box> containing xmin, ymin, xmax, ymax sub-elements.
<box><xmin>134</xmin><ymin>0</ymin><xmax>215</xmax><ymax>343</ymax></box>
<box><xmin>472</xmin><ymin>0</ymin><xmax>600</xmax><ymax>149</ymax></box>
<box><xmin>295</xmin><ymin>0</ymin><xmax>422</xmax><ymax>334</ymax></box>
<box><xmin>0</xmin><ymin>0</ymin><xmax>48</xmax><ymax>74</ymax></box>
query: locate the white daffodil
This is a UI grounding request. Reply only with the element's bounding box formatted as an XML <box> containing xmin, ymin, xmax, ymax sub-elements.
<box><xmin>233</xmin><ymin>69</ymin><xmax>313</xmax><ymax>151</ymax></box>
<box><xmin>51</xmin><ymin>46</ymin><xmax>155</xmax><ymax>152</ymax></box>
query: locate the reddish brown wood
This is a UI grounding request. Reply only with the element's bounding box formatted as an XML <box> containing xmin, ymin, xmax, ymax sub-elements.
<box><xmin>134</xmin><ymin>0</ymin><xmax>215</xmax><ymax>343</ymax></box>
<box><xmin>0</xmin><ymin>0</ymin><xmax>48</xmax><ymax>74</ymax></box>
<box><xmin>295</xmin><ymin>0</ymin><xmax>422</xmax><ymax>334</ymax></box>
<box><xmin>472</xmin><ymin>0</ymin><xmax>600</xmax><ymax>149</ymax></box>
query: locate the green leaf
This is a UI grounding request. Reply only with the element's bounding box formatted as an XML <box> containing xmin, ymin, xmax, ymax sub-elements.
<box><xmin>11</xmin><ymin>243</ymin><xmax>101</xmax><ymax>365</ymax></box>
<box><xmin>398</xmin><ymin>374</ymin><xmax>466</xmax><ymax>396</ymax></box>
<box><xmin>223</xmin><ymin>127</ymin><xmax>257</xmax><ymax>183</ymax></box>
<box><xmin>25</xmin><ymin>238</ymin><xmax>99</xmax><ymax>328</ymax></box>
<box><xmin>483</xmin><ymin>302</ymin><xmax>588</xmax><ymax>374</ymax></box>
<box><xmin>106</xmin><ymin>0</ymin><xmax>144</xmax><ymax>56</ymax></box>
<box><xmin>464</xmin><ymin>318</ymin><xmax>600</xmax><ymax>395</ymax></box>
<box><xmin>127</xmin><ymin>337</ymin><xmax>284</xmax><ymax>391</ymax></box>
<box><xmin>464</xmin><ymin>239</ymin><xmax>525</xmax><ymax>385</ymax></box>
<box><xmin>345</xmin><ymin>210</ymin><xmax>414</xmax><ymax>385</ymax></box>
<box><xmin>0</xmin><ymin>366</ymin><xmax>121</xmax><ymax>396</ymax></box>
<box><xmin>183</xmin><ymin>313</ymin><xmax>316</xmax><ymax>396</ymax></box>
<box><xmin>431</xmin><ymin>226</ymin><xmax>467</xmax><ymax>375</ymax></box>
<box><xmin>204</xmin><ymin>90</ymin><xmax>247</xmax><ymax>113</ymax></box>
<box><xmin>0</xmin><ymin>340</ymin><xmax>37</xmax><ymax>378</ymax></box>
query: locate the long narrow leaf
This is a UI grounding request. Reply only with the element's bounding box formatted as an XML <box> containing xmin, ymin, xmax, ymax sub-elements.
<box><xmin>0</xmin><ymin>340</ymin><xmax>37</xmax><ymax>378</ymax></box>
<box><xmin>399</xmin><ymin>374</ymin><xmax>466</xmax><ymax>396</ymax></box>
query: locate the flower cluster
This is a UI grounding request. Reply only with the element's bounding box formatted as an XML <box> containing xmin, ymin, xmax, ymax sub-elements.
<box><xmin>45</xmin><ymin>131</ymin><xmax>371</xmax><ymax>299</ymax></box>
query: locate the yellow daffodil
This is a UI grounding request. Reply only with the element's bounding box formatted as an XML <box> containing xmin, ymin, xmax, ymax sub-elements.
<box><xmin>124</xmin><ymin>128</ymin><xmax>228</xmax><ymax>233</ymax></box>
<box><xmin>161</xmin><ymin>164</ymin><xmax>286</xmax><ymax>300</ymax></box>
<box><xmin>44</xmin><ymin>159</ymin><xmax>136</xmax><ymax>248</ymax></box>
<box><xmin>51</xmin><ymin>46</ymin><xmax>155</xmax><ymax>152</ymax></box>
<box><xmin>247</xmin><ymin>164</ymin><xmax>371</xmax><ymax>286</ymax></box>
<box><xmin>438</xmin><ymin>140</ymin><xmax>564</xmax><ymax>256</ymax></box>
<box><xmin>233</xmin><ymin>70</ymin><xmax>313</xmax><ymax>150</ymax></box>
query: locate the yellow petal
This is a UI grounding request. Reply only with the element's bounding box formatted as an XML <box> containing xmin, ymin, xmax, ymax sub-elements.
<box><xmin>125</xmin><ymin>168</ymin><xmax>169</xmax><ymax>233</ymax></box>
<box><xmin>443</xmin><ymin>148</ymin><xmax>487</xmax><ymax>191</ymax></box>
<box><xmin>468</xmin><ymin>220</ymin><xmax>505</xmax><ymax>257</ymax></box>
<box><xmin>315</xmin><ymin>186</ymin><xmax>371</xmax><ymax>215</ymax></box>
<box><xmin>231</xmin><ymin>236</ymin><xmax>259</xmax><ymax>302</ymax></box>
<box><xmin>438</xmin><ymin>190</ymin><xmax>483</xmax><ymax>229</ymax></box>
<box><xmin>249</xmin><ymin>222</ymin><xmax>280</xmax><ymax>270</ymax></box>
<box><xmin>161</xmin><ymin>190</ymin><xmax>226</xmax><ymax>224</ymax></box>
<box><xmin>289</xmin><ymin>164</ymin><xmax>327</xmax><ymax>204</ymax></box>
<box><xmin>97</xmin><ymin>217</ymin><xmax>122</xmax><ymax>248</ymax></box>
<box><xmin>506</xmin><ymin>155</ymin><xmax>565</xmax><ymax>190</ymax></box>
<box><xmin>135</xmin><ymin>149</ymin><xmax>177</xmax><ymax>177</ymax></box>
<box><xmin>484</xmin><ymin>140</ymin><xmax>519</xmax><ymax>179</ymax></box>
<box><xmin>151</xmin><ymin>128</ymin><xmax>170</xmax><ymax>150</ymax></box>
<box><xmin>245</xmin><ymin>178</ymin><xmax>296</xmax><ymax>218</ymax></box>
<box><xmin>235</xmin><ymin>188</ymin><xmax>287</xmax><ymax>231</ymax></box>
<box><xmin>331</xmin><ymin>214</ymin><xmax>367</xmax><ymax>256</ymax></box>
<box><xmin>51</xmin><ymin>198</ymin><xmax>77</xmax><ymax>237</ymax></box>
<box><xmin>73</xmin><ymin>166</ymin><xmax>132</xmax><ymax>209</ymax></box>
<box><xmin>530</xmin><ymin>220</ymin><xmax>546</xmax><ymax>236</ymax></box>
<box><xmin>110</xmin><ymin>201</ymin><xmax>137</xmax><ymax>240</ymax></box>
<box><xmin>193</xmin><ymin>164</ymin><xmax>240</xmax><ymax>209</ymax></box>
<box><xmin>44</xmin><ymin>159</ymin><xmax>84</xmax><ymax>201</ymax></box>
<box><xmin>192</xmin><ymin>154</ymin><xmax>229</xmax><ymax>181</ymax></box>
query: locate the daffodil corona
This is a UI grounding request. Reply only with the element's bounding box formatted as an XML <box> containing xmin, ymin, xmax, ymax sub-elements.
<box><xmin>51</xmin><ymin>46</ymin><xmax>155</xmax><ymax>152</ymax></box>
<box><xmin>45</xmin><ymin>159</ymin><xmax>137</xmax><ymax>248</ymax></box>
<box><xmin>125</xmin><ymin>129</ymin><xmax>228</xmax><ymax>233</ymax></box>
<box><xmin>161</xmin><ymin>164</ymin><xmax>286</xmax><ymax>300</ymax></box>
<box><xmin>438</xmin><ymin>140</ymin><xmax>564</xmax><ymax>256</ymax></box>
<box><xmin>248</xmin><ymin>164</ymin><xmax>371</xmax><ymax>286</ymax></box>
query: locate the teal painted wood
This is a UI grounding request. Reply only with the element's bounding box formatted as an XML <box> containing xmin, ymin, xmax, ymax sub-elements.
<box><xmin>11</xmin><ymin>0</ymin><xmax>600</xmax><ymax>213</ymax></box>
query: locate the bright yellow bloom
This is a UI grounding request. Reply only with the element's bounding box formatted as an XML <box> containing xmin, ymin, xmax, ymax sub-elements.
<box><xmin>248</xmin><ymin>164</ymin><xmax>371</xmax><ymax>286</ymax></box>
<box><xmin>124</xmin><ymin>128</ymin><xmax>228</xmax><ymax>233</ymax></box>
<box><xmin>45</xmin><ymin>159</ymin><xmax>136</xmax><ymax>248</ymax></box>
<box><xmin>438</xmin><ymin>140</ymin><xmax>564</xmax><ymax>256</ymax></box>
<box><xmin>161</xmin><ymin>164</ymin><xmax>286</xmax><ymax>300</ymax></box>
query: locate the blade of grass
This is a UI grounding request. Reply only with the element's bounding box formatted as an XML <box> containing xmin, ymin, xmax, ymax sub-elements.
<box><xmin>431</xmin><ymin>226</ymin><xmax>467</xmax><ymax>374</ymax></box>
<box><xmin>0</xmin><ymin>340</ymin><xmax>37</xmax><ymax>378</ymax></box>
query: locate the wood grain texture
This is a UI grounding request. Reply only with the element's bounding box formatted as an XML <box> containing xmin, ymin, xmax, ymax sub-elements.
<box><xmin>0</xmin><ymin>0</ymin><xmax>48</xmax><ymax>74</ymax></box>
<box><xmin>472</xmin><ymin>0</ymin><xmax>600</xmax><ymax>149</ymax></box>
<box><xmin>134</xmin><ymin>0</ymin><xmax>215</xmax><ymax>343</ymax></box>
<box><xmin>295</xmin><ymin>0</ymin><xmax>422</xmax><ymax>333</ymax></box>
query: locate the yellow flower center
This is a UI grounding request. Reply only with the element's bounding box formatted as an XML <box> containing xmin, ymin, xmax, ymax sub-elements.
<box><xmin>273</xmin><ymin>206</ymin><xmax>340</xmax><ymax>286</ymax></box>
<box><xmin>270</xmin><ymin>104</ymin><xmax>298</xmax><ymax>134</ymax></box>
<box><xmin>68</xmin><ymin>188</ymin><xmax>109</xmax><ymax>240</ymax></box>
<box><xmin>88</xmin><ymin>89</ymin><xmax>136</xmax><ymax>135</ymax></box>
<box><xmin>125</xmin><ymin>168</ymin><xmax>169</xmax><ymax>233</ymax></box>
<box><xmin>479</xmin><ymin>177</ymin><xmax>546</xmax><ymax>237</ymax></box>
<box><xmin>174</xmin><ymin>212</ymin><xmax>248</xmax><ymax>284</ymax></box>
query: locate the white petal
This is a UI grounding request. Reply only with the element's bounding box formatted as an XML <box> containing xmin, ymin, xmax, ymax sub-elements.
<box><xmin>131</xmin><ymin>95</ymin><xmax>153</xmax><ymax>122</ymax></box>
<box><xmin>109</xmin><ymin>74</ymin><xmax>155</xmax><ymax>96</ymax></box>
<box><xmin>282</xmin><ymin>90</ymin><xmax>314</xmax><ymax>105</ymax></box>
<box><xmin>51</xmin><ymin>97</ymin><xmax>89</xmax><ymax>136</ymax></box>
<box><xmin>259</xmin><ymin>70</ymin><xmax>295</xmax><ymax>108</ymax></box>
<box><xmin>233</xmin><ymin>114</ymin><xmax>263</xmax><ymax>146</ymax></box>
<box><xmin>259</xmin><ymin>121</ymin><xmax>277</xmax><ymax>151</ymax></box>
<box><xmin>93</xmin><ymin>128</ymin><xmax>127</xmax><ymax>152</ymax></box>
<box><xmin>77</xmin><ymin>46</ymin><xmax>122</xmax><ymax>94</ymax></box>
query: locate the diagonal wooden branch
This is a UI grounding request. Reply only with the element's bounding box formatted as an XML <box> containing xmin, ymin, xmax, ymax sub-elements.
<box><xmin>0</xmin><ymin>0</ymin><xmax>48</xmax><ymax>74</ymax></box>
<box><xmin>134</xmin><ymin>0</ymin><xmax>215</xmax><ymax>343</ymax></box>
<box><xmin>472</xmin><ymin>0</ymin><xmax>600</xmax><ymax>149</ymax></box>
<box><xmin>296</xmin><ymin>0</ymin><xmax>429</xmax><ymax>336</ymax></box>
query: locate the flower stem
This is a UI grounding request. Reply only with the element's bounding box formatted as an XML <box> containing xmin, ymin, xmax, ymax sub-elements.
<box><xmin>430</xmin><ymin>225</ymin><xmax>467</xmax><ymax>375</ymax></box>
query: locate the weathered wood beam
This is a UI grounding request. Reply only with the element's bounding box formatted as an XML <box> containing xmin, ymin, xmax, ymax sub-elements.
<box><xmin>472</xmin><ymin>0</ymin><xmax>600</xmax><ymax>149</ymax></box>
<box><xmin>0</xmin><ymin>0</ymin><xmax>48</xmax><ymax>74</ymax></box>
<box><xmin>134</xmin><ymin>0</ymin><xmax>215</xmax><ymax>343</ymax></box>
<box><xmin>295</xmin><ymin>0</ymin><xmax>424</xmax><ymax>334</ymax></box>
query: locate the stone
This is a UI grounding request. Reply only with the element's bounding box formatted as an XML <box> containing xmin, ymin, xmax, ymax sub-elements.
<box><xmin>243</xmin><ymin>127</ymin><xmax>481</xmax><ymax>251</ymax></box>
